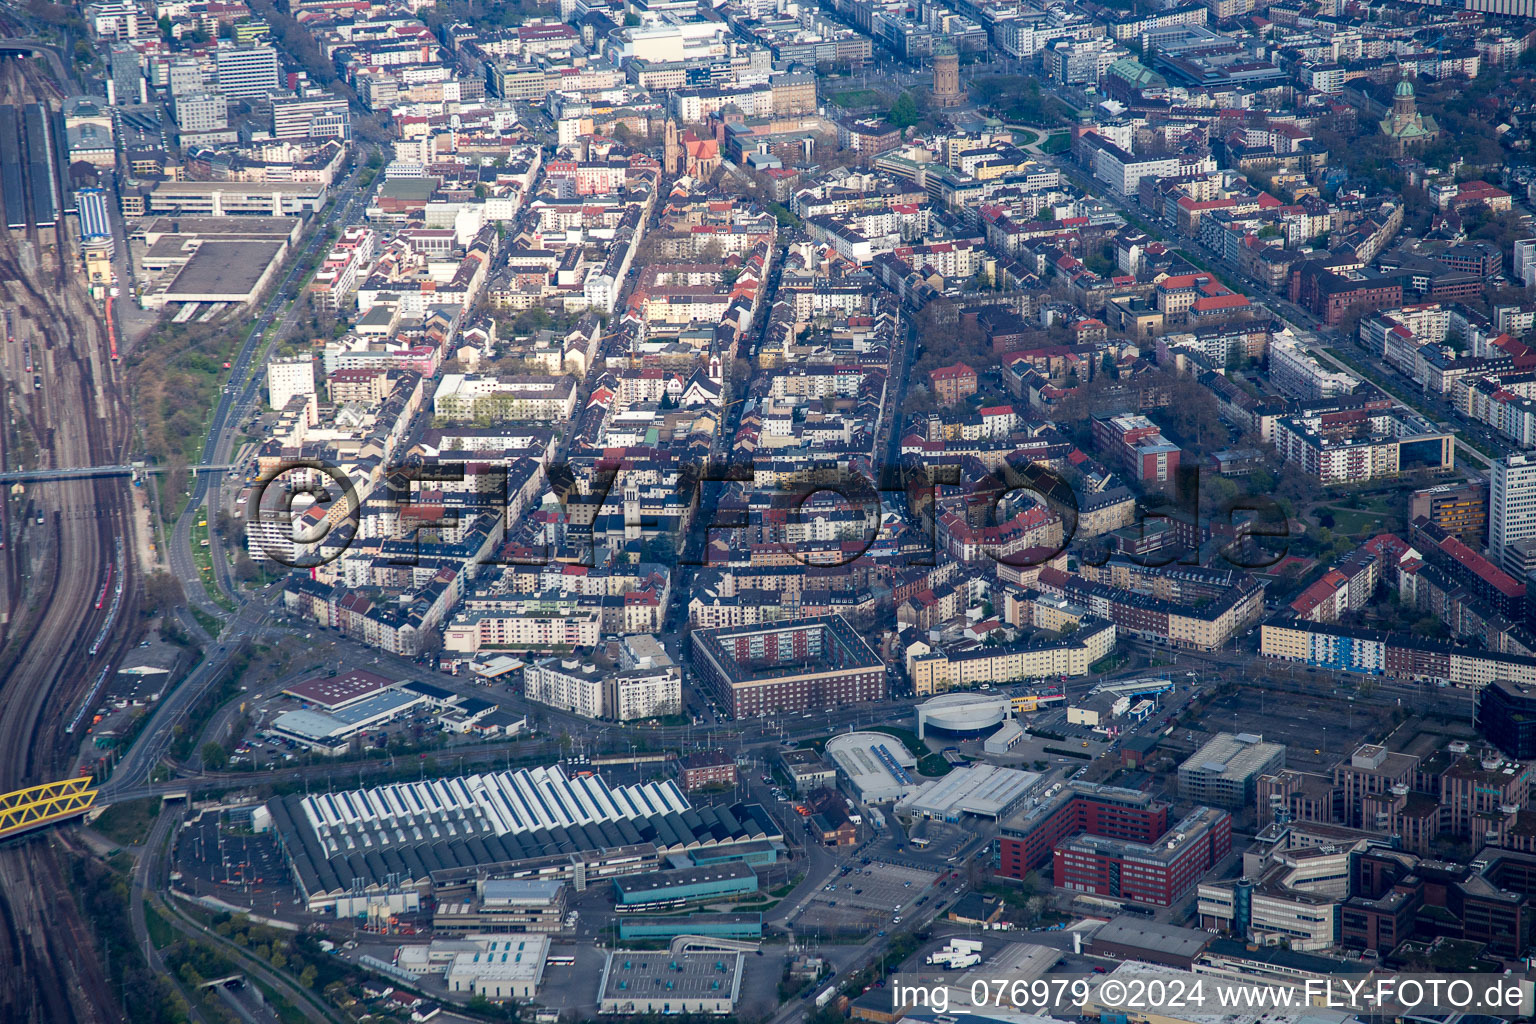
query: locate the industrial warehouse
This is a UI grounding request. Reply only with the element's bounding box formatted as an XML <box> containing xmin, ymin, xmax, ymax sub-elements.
<box><xmin>265</xmin><ymin>766</ymin><xmax>784</xmax><ymax>913</ymax></box>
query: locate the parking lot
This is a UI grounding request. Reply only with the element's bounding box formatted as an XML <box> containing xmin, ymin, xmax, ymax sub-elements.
<box><xmin>790</xmin><ymin>860</ymin><xmax>942</xmax><ymax>936</ymax></box>
<box><xmin>174</xmin><ymin>812</ymin><xmax>301</xmax><ymax>918</ymax></box>
<box><xmin>1187</xmin><ymin>688</ymin><xmax>1394</xmax><ymax>770</ymax></box>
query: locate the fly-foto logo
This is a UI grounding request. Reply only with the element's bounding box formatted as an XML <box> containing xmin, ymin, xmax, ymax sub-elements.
<box><xmin>246</xmin><ymin>457</ymin><xmax>1291</xmax><ymax>571</ymax></box>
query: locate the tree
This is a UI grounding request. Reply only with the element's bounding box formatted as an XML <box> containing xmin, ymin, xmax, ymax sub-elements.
<box><xmin>417</xmin><ymin>627</ymin><xmax>445</xmax><ymax>659</ymax></box>
<box><xmin>888</xmin><ymin>92</ymin><xmax>920</xmax><ymax>130</ymax></box>
<box><xmin>144</xmin><ymin>571</ymin><xmax>183</xmax><ymax>614</ymax></box>
<box><xmin>299</xmin><ymin>965</ymin><xmax>318</xmax><ymax>989</ymax></box>
<box><xmin>234</xmin><ymin>554</ymin><xmax>262</xmax><ymax>583</ymax></box>
<box><xmin>201</xmin><ymin>742</ymin><xmax>228</xmax><ymax>770</ymax></box>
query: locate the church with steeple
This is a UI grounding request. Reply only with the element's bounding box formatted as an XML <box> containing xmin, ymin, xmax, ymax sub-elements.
<box><xmin>1379</xmin><ymin>73</ymin><xmax>1438</xmax><ymax>155</ymax></box>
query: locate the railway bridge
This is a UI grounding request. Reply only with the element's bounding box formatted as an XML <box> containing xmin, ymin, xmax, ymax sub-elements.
<box><xmin>0</xmin><ymin>777</ymin><xmax>97</xmax><ymax>841</ymax></box>
<box><xmin>0</xmin><ymin>463</ymin><xmax>234</xmax><ymax>484</ymax></box>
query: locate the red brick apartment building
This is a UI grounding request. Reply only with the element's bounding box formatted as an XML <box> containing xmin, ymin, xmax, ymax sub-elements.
<box><xmin>928</xmin><ymin>362</ymin><xmax>978</xmax><ymax>405</ymax></box>
<box><xmin>1091</xmin><ymin>412</ymin><xmax>1181</xmax><ymax>484</ymax></box>
<box><xmin>681</xmin><ymin>750</ymin><xmax>738</xmax><ymax>792</ymax></box>
<box><xmin>997</xmin><ymin>783</ymin><xmax>1230</xmax><ymax>907</ymax></box>
<box><xmin>1289</xmin><ymin>262</ymin><xmax>1404</xmax><ymax>326</ymax></box>
<box><xmin>688</xmin><ymin>616</ymin><xmax>886</xmax><ymax>719</ymax></box>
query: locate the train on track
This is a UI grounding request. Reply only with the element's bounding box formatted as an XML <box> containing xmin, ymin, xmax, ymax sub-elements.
<box><xmin>94</xmin><ymin>562</ymin><xmax>111</xmax><ymax>610</ymax></box>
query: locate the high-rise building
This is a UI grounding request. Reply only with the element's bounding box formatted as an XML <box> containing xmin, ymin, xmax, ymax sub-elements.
<box><xmin>173</xmin><ymin>93</ymin><xmax>228</xmax><ymax>133</ymax></box>
<box><xmin>214</xmin><ymin>46</ymin><xmax>281</xmax><ymax>100</ymax></box>
<box><xmin>1515</xmin><ymin>238</ymin><xmax>1536</xmax><ymax>289</ymax></box>
<box><xmin>1408</xmin><ymin>480</ymin><xmax>1487</xmax><ymax>545</ymax></box>
<box><xmin>267</xmin><ymin>356</ymin><xmax>316</xmax><ymax>410</ymax></box>
<box><xmin>167</xmin><ymin>58</ymin><xmax>207</xmax><ymax>96</ymax></box>
<box><xmin>108</xmin><ymin>46</ymin><xmax>145</xmax><ymax>106</ymax></box>
<box><xmin>1491</xmin><ymin>453</ymin><xmax>1536</xmax><ymax>576</ymax></box>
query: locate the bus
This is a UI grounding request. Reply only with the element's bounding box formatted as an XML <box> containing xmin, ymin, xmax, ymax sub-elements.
<box><xmin>546</xmin><ymin>956</ymin><xmax>575</xmax><ymax>967</ymax></box>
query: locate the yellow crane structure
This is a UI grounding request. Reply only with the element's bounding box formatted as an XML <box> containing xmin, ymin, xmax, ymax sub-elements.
<box><xmin>0</xmin><ymin>777</ymin><xmax>98</xmax><ymax>840</ymax></box>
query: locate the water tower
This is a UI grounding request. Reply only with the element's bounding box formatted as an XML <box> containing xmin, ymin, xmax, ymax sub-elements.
<box><xmin>931</xmin><ymin>41</ymin><xmax>964</xmax><ymax>108</ymax></box>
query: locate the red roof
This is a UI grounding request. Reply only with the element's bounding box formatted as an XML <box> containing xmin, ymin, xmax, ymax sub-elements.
<box><xmin>929</xmin><ymin>362</ymin><xmax>977</xmax><ymax>381</ymax></box>
<box><xmin>1290</xmin><ymin>570</ymin><xmax>1348</xmax><ymax>615</ymax></box>
<box><xmin>1439</xmin><ymin>534</ymin><xmax>1524</xmax><ymax>599</ymax></box>
<box><xmin>1193</xmin><ymin>294</ymin><xmax>1250</xmax><ymax>312</ymax></box>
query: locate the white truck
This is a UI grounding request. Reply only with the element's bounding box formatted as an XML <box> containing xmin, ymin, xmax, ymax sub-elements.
<box><xmin>815</xmin><ymin>988</ymin><xmax>836</xmax><ymax>1008</ymax></box>
<box><xmin>949</xmin><ymin>939</ymin><xmax>983</xmax><ymax>955</ymax></box>
<box><xmin>926</xmin><ymin>950</ymin><xmax>982</xmax><ymax>970</ymax></box>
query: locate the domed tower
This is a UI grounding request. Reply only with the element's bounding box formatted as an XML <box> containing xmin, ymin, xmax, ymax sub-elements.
<box><xmin>1393</xmin><ymin>73</ymin><xmax>1417</xmax><ymax>123</ymax></box>
<box><xmin>1379</xmin><ymin>71</ymin><xmax>1438</xmax><ymax>155</ymax></box>
<box><xmin>931</xmin><ymin>41</ymin><xmax>964</xmax><ymax>108</ymax></box>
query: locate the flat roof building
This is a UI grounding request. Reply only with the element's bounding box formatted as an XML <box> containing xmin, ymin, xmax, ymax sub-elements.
<box><xmin>444</xmin><ymin>934</ymin><xmax>551</xmax><ymax>1000</ymax></box>
<box><xmin>154</xmin><ymin>239</ymin><xmax>288</xmax><ymax>309</ymax></box>
<box><xmin>825</xmin><ymin>731</ymin><xmax>922</xmax><ymax>804</ymax></box>
<box><xmin>895</xmin><ymin>764</ymin><xmax>1043</xmax><ymax>822</ymax></box>
<box><xmin>268</xmin><ymin>690</ymin><xmax>425</xmax><ymax>754</ymax></box>
<box><xmin>283</xmin><ymin>668</ymin><xmax>397</xmax><ymax>710</ymax></box>
<box><xmin>1054</xmin><ymin>805</ymin><xmax>1232</xmax><ymax>907</ymax></box>
<box><xmin>612</xmin><ymin>862</ymin><xmax>759</xmax><ymax>908</ymax></box>
<box><xmin>1085</xmin><ymin>916</ymin><xmax>1213</xmax><ymax>968</ymax></box>
<box><xmin>434</xmin><ymin>879</ymin><xmax>568</xmax><ymax>933</ymax></box>
<box><xmin>777</xmin><ymin>747</ymin><xmax>837</xmax><ymax>794</ymax></box>
<box><xmin>597</xmin><ymin>951</ymin><xmax>745</xmax><ymax>1015</ymax></box>
<box><xmin>618</xmin><ymin>914</ymin><xmax>763</xmax><ymax>941</ymax></box>
<box><xmin>1178</xmin><ymin>733</ymin><xmax>1287</xmax><ymax>809</ymax></box>
<box><xmin>147</xmin><ymin>179</ymin><xmax>328</xmax><ymax>216</ymax></box>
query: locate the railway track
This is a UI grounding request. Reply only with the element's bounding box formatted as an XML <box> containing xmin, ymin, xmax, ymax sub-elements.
<box><xmin>0</xmin><ymin>65</ymin><xmax>135</xmax><ymax>1022</ymax></box>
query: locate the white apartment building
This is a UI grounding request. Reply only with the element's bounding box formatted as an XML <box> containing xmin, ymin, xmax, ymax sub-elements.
<box><xmin>268</xmin><ymin>356</ymin><xmax>317</xmax><ymax>410</ymax></box>
<box><xmin>307</xmin><ymin>226</ymin><xmax>378</xmax><ymax>312</ymax></box>
<box><xmin>433</xmin><ymin>373</ymin><xmax>578</xmax><ymax>421</ymax></box>
<box><xmin>610</xmin><ymin>669</ymin><xmax>682</xmax><ymax>721</ymax></box>
<box><xmin>1492</xmin><ymin>452</ymin><xmax>1536</xmax><ymax>575</ymax></box>
<box><xmin>1515</xmin><ymin>238</ymin><xmax>1536</xmax><ymax>289</ymax></box>
<box><xmin>214</xmin><ymin>45</ymin><xmax>281</xmax><ymax>99</ymax></box>
<box><xmin>1092</xmin><ymin>141</ymin><xmax>1180</xmax><ymax>196</ymax></box>
<box><xmin>521</xmin><ymin>657</ymin><xmax>682</xmax><ymax>721</ymax></box>
<box><xmin>524</xmin><ymin>659</ymin><xmax>606</xmax><ymax>718</ymax></box>
<box><xmin>444</xmin><ymin>609</ymin><xmax>601</xmax><ymax>653</ymax></box>
<box><xmin>1268</xmin><ymin>336</ymin><xmax>1358</xmax><ymax>400</ymax></box>
<box><xmin>271</xmin><ymin>94</ymin><xmax>351</xmax><ymax>140</ymax></box>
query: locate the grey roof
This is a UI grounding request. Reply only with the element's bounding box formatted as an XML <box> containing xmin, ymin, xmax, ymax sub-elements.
<box><xmin>1090</xmin><ymin>916</ymin><xmax>1212</xmax><ymax>958</ymax></box>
